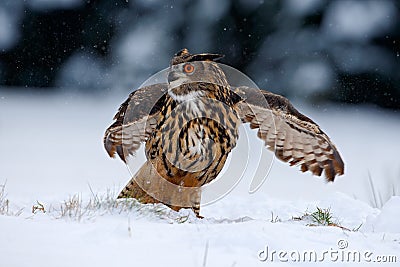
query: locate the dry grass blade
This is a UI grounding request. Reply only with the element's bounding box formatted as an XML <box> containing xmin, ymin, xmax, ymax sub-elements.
<box><xmin>0</xmin><ymin>183</ymin><xmax>23</xmax><ymax>216</ymax></box>
<box><xmin>0</xmin><ymin>184</ymin><xmax>9</xmax><ymax>215</ymax></box>
<box><xmin>48</xmin><ymin>189</ymin><xmax>197</xmax><ymax>223</ymax></box>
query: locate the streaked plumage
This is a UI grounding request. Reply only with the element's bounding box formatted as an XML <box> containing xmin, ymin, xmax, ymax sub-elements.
<box><xmin>104</xmin><ymin>49</ymin><xmax>344</xmax><ymax>217</ymax></box>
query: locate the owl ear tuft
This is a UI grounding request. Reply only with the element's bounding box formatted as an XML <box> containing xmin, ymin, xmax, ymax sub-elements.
<box><xmin>174</xmin><ymin>48</ymin><xmax>190</xmax><ymax>57</ymax></box>
<box><xmin>171</xmin><ymin>49</ymin><xmax>224</xmax><ymax>65</ymax></box>
<box><xmin>190</xmin><ymin>53</ymin><xmax>224</xmax><ymax>62</ymax></box>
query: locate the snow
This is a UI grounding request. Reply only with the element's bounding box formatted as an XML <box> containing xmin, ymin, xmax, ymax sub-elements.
<box><xmin>0</xmin><ymin>5</ymin><xmax>22</xmax><ymax>51</ymax></box>
<box><xmin>116</xmin><ymin>27</ymin><xmax>170</xmax><ymax>69</ymax></box>
<box><xmin>184</xmin><ymin>0</ymin><xmax>230</xmax><ymax>51</ymax></box>
<box><xmin>365</xmin><ymin>196</ymin><xmax>400</xmax><ymax>234</ymax></box>
<box><xmin>133</xmin><ymin>0</ymin><xmax>158</xmax><ymax>9</ymax></box>
<box><xmin>245</xmin><ymin>0</ymin><xmax>398</xmax><ymax>99</ymax></box>
<box><xmin>285</xmin><ymin>0</ymin><xmax>325</xmax><ymax>16</ymax></box>
<box><xmin>236</xmin><ymin>0</ymin><xmax>264</xmax><ymax>12</ymax></box>
<box><xmin>323</xmin><ymin>0</ymin><xmax>397</xmax><ymax>42</ymax></box>
<box><xmin>246</xmin><ymin>28</ymin><xmax>330</xmax><ymax>94</ymax></box>
<box><xmin>192</xmin><ymin>0</ymin><xmax>229</xmax><ymax>22</ymax></box>
<box><xmin>56</xmin><ymin>51</ymin><xmax>111</xmax><ymax>90</ymax></box>
<box><xmin>1</xmin><ymin>90</ymin><xmax>399</xmax><ymax>266</ymax></box>
<box><xmin>289</xmin><ymin>61</ymin><xmax>334</xmax><ymax>95</ymax></box>
<box><xmin>330</xmin><ymin>44</ymin><xmax>395</xmax><ymax>75</ymax></box>
<box><xmin>110</xmin><ymin>16</ymin><xmax>175</xmax><ymax>90</ymax></box>
<box><xmin>26</xmin><ymin>0</ymin><xmax>84</xmax><ymax>11</ymax></box>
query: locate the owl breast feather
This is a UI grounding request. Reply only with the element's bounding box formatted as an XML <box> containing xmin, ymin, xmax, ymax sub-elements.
<box><xmin>146</xmin><ymin>97</ymin><xmax>239</xmax><ymax>184</ymax></box>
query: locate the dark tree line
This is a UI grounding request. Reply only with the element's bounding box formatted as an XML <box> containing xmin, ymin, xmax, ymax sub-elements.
<box><xmin>0</xmin><ymin>0</ymin><xmax>399</xmax><ymax>109</ymax></box>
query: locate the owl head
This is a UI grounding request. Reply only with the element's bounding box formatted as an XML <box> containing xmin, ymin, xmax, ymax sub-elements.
<box><xmin>167</xmin><ymin>49</ymin><xmax>229</xmax><ymax>101</ymax></box>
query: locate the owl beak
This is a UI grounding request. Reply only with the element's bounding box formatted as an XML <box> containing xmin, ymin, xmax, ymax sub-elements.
<box><xmin>168</xmin><ymin>71</ymin><xmax>180</xmax><ymax>83</ymax></box>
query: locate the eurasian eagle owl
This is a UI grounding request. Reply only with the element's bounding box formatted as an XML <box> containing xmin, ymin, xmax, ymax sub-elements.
<box><xmin>104</xmin><ymin>49</ymin><xmax>344</xmax><ymax>217</ymax></box>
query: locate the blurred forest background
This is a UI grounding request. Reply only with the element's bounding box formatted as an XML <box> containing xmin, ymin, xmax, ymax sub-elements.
<box><xmin>0</xmin><ymin>0</ymin><xmax>399</xmax><ymax>109</ymax></box>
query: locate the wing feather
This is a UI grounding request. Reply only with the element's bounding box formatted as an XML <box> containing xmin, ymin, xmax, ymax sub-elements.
<box><xmin>104</xmin><ymin>83</ymin><xmax>168</xmax><ymax>162</ymax></box>
<box><xmin>233</xmin><ymin>86</ymin><xmax>344</xmax><ymax>181</ymax></box>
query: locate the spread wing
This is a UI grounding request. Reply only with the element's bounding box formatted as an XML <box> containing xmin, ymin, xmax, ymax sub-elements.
<box><xmin>233</xmin><ymin>86</ymin><xmax>344</xmax><ymax>181</ymax></box>
<box><xmin>104</xmin><ymin>83</ymin><xmax>168</xmax><ymax>162</ymax></box>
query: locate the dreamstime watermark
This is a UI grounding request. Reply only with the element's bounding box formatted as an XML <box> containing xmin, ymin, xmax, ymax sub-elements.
<box><xmin>257</xmin><ymin>239</ymin><xmax>398</xmax><ymax>263</ymax></box>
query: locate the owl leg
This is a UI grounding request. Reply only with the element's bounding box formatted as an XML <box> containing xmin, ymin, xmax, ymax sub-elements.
<box><xmin>192</xmin><ymin>190</ymin><xmax>202</xmax><ymax>218</ymax></box>
<box><xmin>167</xmin><ymin>187</ymin><xmax>202</xmax><ymax>218</ymax></box>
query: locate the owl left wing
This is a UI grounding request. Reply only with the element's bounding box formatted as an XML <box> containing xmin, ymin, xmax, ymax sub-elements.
<box><xmin>233</xmin><ymin>86</ymin><xmax>344</xmax><ymax>181</ymax></box>
<box><xmin>104</xmin><ymin>83</ymin><xmax>168</xmax><ymax>162</ymax></box>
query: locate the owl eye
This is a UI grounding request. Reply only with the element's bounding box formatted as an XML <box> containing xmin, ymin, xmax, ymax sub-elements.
<box><xmin>183</xmin><ymin>63</ymin><xmax>195</xmax><ymax>74</ymax></box>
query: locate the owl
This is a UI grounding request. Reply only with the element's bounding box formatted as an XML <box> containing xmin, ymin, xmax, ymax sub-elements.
<box><xmin>104</xmin><ymin>48</ymin><xmax>344</xmax><ymax>217</ymax></box>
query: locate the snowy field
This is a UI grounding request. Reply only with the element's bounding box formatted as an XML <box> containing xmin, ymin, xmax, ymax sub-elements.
<box><xmin>1</xmin><ymin>90</ymin><xmax>400</xmax><ymax>266</ymax></box>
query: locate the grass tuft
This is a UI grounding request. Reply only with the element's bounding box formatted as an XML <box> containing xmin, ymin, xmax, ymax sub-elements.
<box><xmin>47</xmin><ymin>189</ymin><xmax>198</xmax><ymax>223</ymax></box>
<box><xmin>366</xmin><ymin>170</ymin><xmax>400</xmax><ymax>208</ymax></box>
<box><xmin>0</xmin><ymin>183</ymin><xmax>9</xmax><ymax>215</ymax></box>
<box><xmin>0</xmin><ymin>184</ymin><xmax>199</xmax><ymax>223</ymax></box>
<box><xmin>292</xmin><ymin>206</ymin><xmax>353</xmax><ymax>231</ymax></box>
<box><xmin>0</xmin><ymin>183</ymin><xmax>23</xmax><ymax>216</ymax></box>
<box><xmin>32</xmin><ymin>201</ymin><xmax>46</xmax><ymax>214</ymax></box>
<box><xmin>270</xmin><ymin>211</ymin><xmax>281</xmax><ymax>223</ymax></box>
<box><xmin>311</xmin><ymin>207</ymin><xmax>333</xmax><ymax>226</ymax></box>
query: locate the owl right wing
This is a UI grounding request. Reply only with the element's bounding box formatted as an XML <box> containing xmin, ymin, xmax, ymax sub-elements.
<box><xmin>233</xmin><ymin>86</ymin><xmax>344</xmax><ymax>181</ymax></box>
<box><xmin>104</xmin><ymin>83</ymin><xmax>168</xmax><ymax>162</ymax></box>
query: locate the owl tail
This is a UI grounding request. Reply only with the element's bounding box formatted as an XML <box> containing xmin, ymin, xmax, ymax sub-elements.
<box><xmin>118</xmin><ymin>161</ymin><xmax>202</xmax><ymax>217</ymax></box>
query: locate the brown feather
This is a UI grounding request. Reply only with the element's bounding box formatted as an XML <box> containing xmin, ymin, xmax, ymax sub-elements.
<box><xmin>103</xmin><ymin>83</ymin><xmax>167</xmax><ymax>161</ymax></box>
<box><xmin>233</xmin><ymin>86</ymin><xmax>344</xmax><ymax>181</ymax></box>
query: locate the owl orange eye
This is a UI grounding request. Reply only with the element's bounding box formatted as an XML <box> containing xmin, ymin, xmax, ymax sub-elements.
<box><xmin>183</xmin><ymin>63</ymin><xmax>195</xmax><ymax>74</ymax></box>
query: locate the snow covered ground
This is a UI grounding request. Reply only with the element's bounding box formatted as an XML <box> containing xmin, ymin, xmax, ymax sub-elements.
<box><xmin>1</xmin><ymin>90</ymin><xmax>399</xmax><ymax>266</ymax></box>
